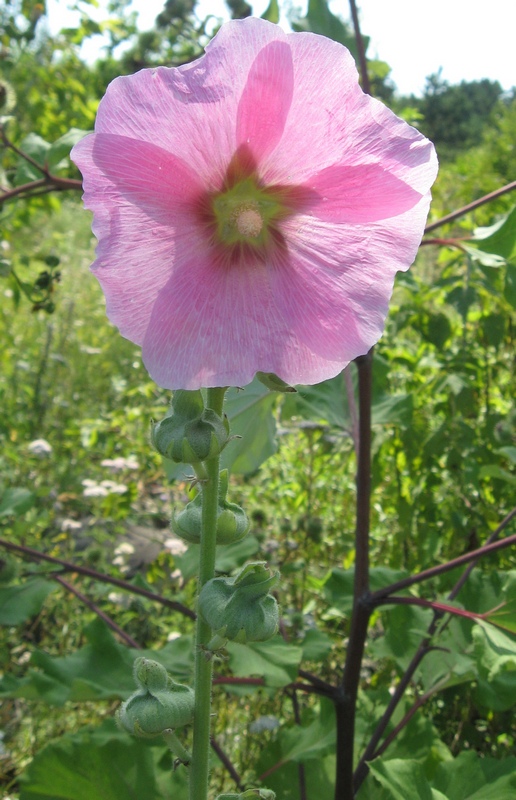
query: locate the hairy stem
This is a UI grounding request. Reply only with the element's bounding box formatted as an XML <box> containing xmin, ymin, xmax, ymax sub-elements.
<box><xmin>189</xmin><ymin>386</ymin><xmax>226</xmax><ymax>800</ymax></box>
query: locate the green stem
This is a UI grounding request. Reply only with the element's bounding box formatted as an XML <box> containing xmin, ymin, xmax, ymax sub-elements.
<box><xmin>189</xmin><ymin>386</ymin><xmax>227</xmax><ymax>800</ymax></box>
<box><xmin>163</xmin><ymin>729</ymin><xmax>192</xmax><ymax>764</ymax></box>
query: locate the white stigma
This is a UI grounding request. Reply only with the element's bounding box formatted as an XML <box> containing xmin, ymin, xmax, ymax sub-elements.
<box><xmin>234</xmin><ymin>205</ymin><xmax>263</xmax><ymax>238</ymax></box>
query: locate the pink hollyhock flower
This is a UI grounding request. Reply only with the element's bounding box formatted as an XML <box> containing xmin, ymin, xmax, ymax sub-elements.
<box><xmin>71</xmin><ymin>18</ymin><xmax>437</xmax><ymax>390</ymax></box>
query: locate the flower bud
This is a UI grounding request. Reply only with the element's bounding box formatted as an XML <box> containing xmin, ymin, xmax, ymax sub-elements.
<box><xmin>199</xmin><ymin>562</ymin><xmax>279</xmax><ymax>644</ymax></box>
<box><xmin>151</xmin><ymin>390</ymin><xmax>229</xmax><ymax>464</ymax></box>
<box><xmin>118</xmin><ymin>658</ymin><xmax>194</xmax><ymax>738</ymax></box>
<box><xmin>172</xmin><ymin>470</ymin><xmax>249</xmax><ymax>545</ymax></box>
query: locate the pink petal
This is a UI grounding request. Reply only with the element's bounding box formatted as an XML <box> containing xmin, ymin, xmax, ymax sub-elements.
<box><xmin>74</xmin><ymin>133</ymin><xmax>203</xmax><ymax>212</ymax></box>
<box><xmin>303</xmin><ymin>164</ymin><xmax>423</xmax><ymax>223</ymax></box>
<box><xmin>91</xmin><ymin>19</ymin><xmax>290</xmax><ymax>189</ymax></box>
<box><xmin>236</xmin><ymin>40</ymin><xmax>294</xmax><ymax>164</ymax></box>
<box><xmin>71</xmin><ymin>134</ymin><xmax>208</xmax><ymax>344</ymax></box>
<box><xmin>259</xmin><ymin>31</ymin><xmax>438</xmax><ymax>195</ymax></box>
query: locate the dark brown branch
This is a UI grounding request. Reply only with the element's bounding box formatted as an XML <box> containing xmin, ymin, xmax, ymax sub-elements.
<box><xmin>348</xmin><ymin>0</ymin><xmax>371</xmax><ymax>95</ymax></box>
<box><xmin>210</xmin><ymin>736</ymin><xmax>245</xmax><ymax>791</ymax></box>
<box><xmin>0</xmin><ymin>537</ymin><xmax>196</xmax><ymax>619</ymax></box>
<box><xmin>424</xmin><ymin>180</ymin><xmax>516</xmax><ymax>233</ymax></box>
<box><xmin>52</xmin><ymin>574</ymin><xmax>140</xmax><ymax>649</ymax></box>
<box><xmin>335</xmin><ymin>350</ymin><xmax>374</xmax><ymax>800</ymax></box>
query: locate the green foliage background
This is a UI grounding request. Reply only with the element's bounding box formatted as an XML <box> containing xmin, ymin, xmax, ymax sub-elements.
<box><xmin>0</xmin><ymin>1</ymin><xmax>515</xmax><ymax>799</ymax></box>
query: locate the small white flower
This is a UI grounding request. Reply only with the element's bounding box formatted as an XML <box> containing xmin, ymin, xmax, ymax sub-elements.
<box><xmin>83</xmin><ymin>485</ymin><xmax>109</xmax><ymax>498</ymax></box>
<box><xmin>101</xmin><ymin>480</ymin><xmax>128</xmax><ymax>494</ymax></box>
<box><xmin>114</xmin><ymin>542</ymin><xmax>135</xmax><ymax>556</ymax></box>
<box><xmin>164</xmin><ymin>537</ymin><xmax>188</xmax><ymax>556</ymax></box>
<box><xmin>61</xmin><ymin>518</ymin><xmax>82</xmax><ymax>532</ymax></box>
<box><xmin>101</xmin><ymin>456</ymin><xmax>140</xmax><ymax>472</ymax></box>
<box><xmin>167</xmin><ymin>631</ymin><xmax>181</xmax><ymax>642</ymax></box>
<box><xmin>28</xmin><ymin>439</ymin><xmax>52</xmax><ymax>457</ymax></box>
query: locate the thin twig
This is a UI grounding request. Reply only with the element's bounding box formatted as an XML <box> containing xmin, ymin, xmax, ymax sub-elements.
<box><xmin>370</xmin><ymin>523</ymin><xmax>516</xmax><ymax>602</ymax></box>
<box><xmin>52</xmin><ymin>574</ymin><xmax>140</xmax><ymax>649</ymax></box>
<box><xmin>0</xmin><ymin>537</ymin><xmax>196</xmax><ymax>619</ymax></box>
<box><xmin>424</xmin><ymin>180</ymin><xmax>516</xmax><ymax>233</ymax></box>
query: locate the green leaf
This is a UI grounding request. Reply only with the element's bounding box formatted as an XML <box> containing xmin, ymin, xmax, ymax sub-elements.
<box><xmin>300</xmin><ymin>628</ymin><xmax>333</xmax><ymax>661</ymax></box>
<box><xmin>46</xmin><ymin>128</ymin><xmax>89</xmax><ymax>170</ymax></box>
<box><xmin>261</xmin><ymin>0</ymin><xmax>279</xmax><ymax>23</ymax></box>
<box><xmin>280</xmin><ymin>698</ymin><xmax>335</xmax><ymax>762</ymax></box>
<box><xmin>433</xmin><ymin>751</ymin><xmax>516</xmax><ymax>799</ymax></box>
<box><xmin>221</xmin><ymin>379</ymin><xmax>278</xmax><ymax>474</ymax></box>
<box><xmin>0</xmin><ymin>486</ymin><xmax>35</xmax><ymax>516</ymax></box>
<box><xmin>291</xmin><ymin>0</ymin><xmax>368</xmax><ymax>58</ymax></box>
<box><xmin>0</xmin><ymin>619</ymin><xmax>193</xmax><ymax>705</ymax></box>
<box><xmin>226</xmin><ymin>637</ymin><xmax>301</xmax><ymax>687</ymax></box>
<box><xmin>471</xmin><ymin>205</ymin><xmax>516</xmax><ymax>264</ymax></box>
<box><xmin>174</xmin><ymin>536</ymin><xmax>260</xmax><ymax>582</ymax></box>
<box><xmin>0</xmin><ymin>578</ymin><xmax>55</xmax><ymax>624</ymax></box>
<box><xmin>163</xmin><ymin>378</ymin><xmax>277</xmax><ymax>478</ymax></box>
<box><xmin>472</xmin><ymin>621</ymin><xmax>516</xmax><ymax>711</ymax></box>
<box><xmin>14</xmin><ymin>133</ymin><xmax>50</xmax><ymax>184</ymax></box>
<box><xmin>323</xmin><ymin>567</ymin><xmax>408</xmax><ymax>615</ymax></box>
<box><xmin>19</xmin><ymin>723</ymin><xmax>167</xmax><ymax>800</ymax></box>
<box><xmin>367</xmin><ymin>758</ymin><xmax>435</xmax><ymax>800</ymax></box>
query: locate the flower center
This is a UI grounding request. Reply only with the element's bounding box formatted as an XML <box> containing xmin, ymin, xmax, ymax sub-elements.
<box><xmin>211</xmin><ymin>178</ymin><xmax>285</xmax><ymax>249</ymax></box>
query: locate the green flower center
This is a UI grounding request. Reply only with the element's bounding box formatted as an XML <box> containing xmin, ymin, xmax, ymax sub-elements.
<box><xmin>211</xmin><ymin>178</ymin><xmax>286</xmax><ymax>248</ymax></box>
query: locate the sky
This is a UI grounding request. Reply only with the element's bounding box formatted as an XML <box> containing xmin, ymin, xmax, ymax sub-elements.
<box><xmin>46</xmin><ymin>0</ymin><xmax>516</xmax><ymax>97</ymax></box>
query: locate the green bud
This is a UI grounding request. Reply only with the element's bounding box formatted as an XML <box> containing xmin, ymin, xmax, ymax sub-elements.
<box><xmin>199</xmin><ymin>562</ymin><xmax>279</xmax><ymax>644</ymax></box>
<box><xmin>118</xmin><ymin>658</ymin><xmax>194</xmax><ymax>738</ymax></box>
<box><xmin>151</xmin><ymin>390</ymin><xmax>229</xmax><ymax>465</ymax></box>
<box><xmin>172</xmin><ymin>470</ymin><xmax>249</xmax><ymax>545</ymax></box>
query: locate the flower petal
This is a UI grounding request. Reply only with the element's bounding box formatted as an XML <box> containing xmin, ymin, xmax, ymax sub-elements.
<box><xmin>303</xmin><ymin>164</ymin><xmax>423</xmax><ymax>223</ymax></box>
<box><xmin>91</xmin><ymin>19</ymin><xmax>290</xmax><ymax>189</ymax></box>
<box><xmin>236</xmin><ymin>40</ymin><xmax>294</xmax><ymax>163</ymax></box>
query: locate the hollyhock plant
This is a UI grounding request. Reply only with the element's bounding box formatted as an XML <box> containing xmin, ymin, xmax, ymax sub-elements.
<box><xmin>71</xmin><ymin>17</ymin><xmax>437</xmax><ymax>390</ymax></box>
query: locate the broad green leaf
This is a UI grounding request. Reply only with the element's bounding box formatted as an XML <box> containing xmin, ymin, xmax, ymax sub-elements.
<box><xmin>255</xmin><ymin>752</ymin><xmax>335</xmax><ymax>800</ymax></box>
<box><xmin>470</xmin><ymin>205</ymin><xmax>516</xmax><ymax>264</ymax></box>
<box><xmin>300</xmin><ymin>628</ymin><xmax>333</xmax><ymax>661</ymax></box>
<box><xmin>174</xmin><ymin>536</ymin><xmax>260</xmax><ymax>582</ymax></box>
<box><xmin>370</xmin><ymin>603</ymin><xmax>432</xmax><ymax>671</ymax></box>
<box><xmin>0</xmin><ymin>486</ymin><xmax>35</xmax><ymax>516</ymax></box>
<box><xmin>221</xmin><ymin>379</ymin><xmax>278</xmax><ymax>474</ymax></box>
<box><xmin>472</xmin><ymin>621</ymin><xmax>516</xmax><ymax>711</ymax></box>
<box><xmin>0</xmin><ymin>578</ymin><xmax>55</xmax><ymax>624</ymax></box>
<box><xmin>227</xmin><ymin>637</ymin><xmax>302</xmax><ymax>687</ymax></box>
<box><xmin>433</xmin><ymin>751</ymin><xmax>516</xmax><ymax>799</ymax></box>
<box><xmin>280</xmin><ymin>698</ymin><xmax>335</xmax><ymax>762</ymax></box>
<box><xmin>0</xmin><ymin>619</ymin><xmax>194</xmax><ymax>705</ymax></box>
<box><xmin>14</xmin><ymin>133</ymin><xmax>50</xmax><ymax>184</ymax></box>
<box><xmin>478</xmin><ymin>464</ymin><xmax>516</xmax><ymax>485</ymax></box>
<box><xmin>291</xmin><ymin>0</ymin><xmax>369</xmax><ymax>59</ymax></box>
<box><xmin>367</xmin><ymin>758</ymin><xmax>435</xmax><ymax>800</ymax></box>
<box><xmin>46</xmin><ymin>128</ymin><xmax>89</xmax><ymax>170</ymax></box>
<box><xmin>323</xmin><ymin>567</ymin><xmax>408</xmax><ymax>615</ymax></box>
<box><xmin>18</xmin><ymin>723</ymin><xmax>168</xmax><ymax>800</ymax></box>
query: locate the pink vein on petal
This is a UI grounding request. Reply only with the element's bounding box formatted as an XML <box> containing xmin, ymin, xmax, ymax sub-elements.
<box><xmin>236</xmin><ymin>40</ymin><xmax>294</xmax><ymax>164</ymax></box>
<box><xmin>82</xmin><ymin>133</ymin><xmax>204</xmax><ymax>212</ymax></box>
<box><xmin>303</xmin><ymin>164</ymin><xmax>423</xmax><ymax>223</ymax></box>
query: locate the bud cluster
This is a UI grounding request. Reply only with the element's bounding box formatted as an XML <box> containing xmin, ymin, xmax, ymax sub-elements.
<box><xmin>151</xmin><ymin>390</ymin><xmax>229</xmax><ymax>465</ymax></box>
